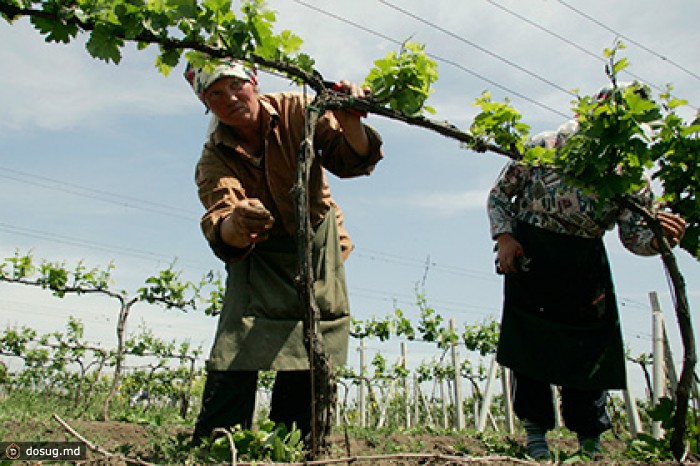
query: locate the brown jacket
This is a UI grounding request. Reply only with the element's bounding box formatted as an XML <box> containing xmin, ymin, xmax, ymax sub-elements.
<box><xmin>195</xmin><ymin>91</ymin><xmax>384</xmax><ymax>263</ymax></box>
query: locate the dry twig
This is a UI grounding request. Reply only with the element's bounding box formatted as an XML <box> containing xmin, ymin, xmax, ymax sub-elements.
<box><xmin>52</xmin><ymin>413</ymin><xmax>156</xmax><ymax>466</ymax></box>
<box><xmin>211</xmin><ymin>427</ymin><xmax>238</xmax><ymax>465</ymax></box>
<box><xmin>230</xmin><ymin>453</ymin><xmax>539</xmax><ymax>465</ymax></box>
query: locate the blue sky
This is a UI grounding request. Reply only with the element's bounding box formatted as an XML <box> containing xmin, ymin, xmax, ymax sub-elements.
<box><xmin>1</xmin><ymin>0</ymin><xmax>699</xmax><ymax>396</ymax></box>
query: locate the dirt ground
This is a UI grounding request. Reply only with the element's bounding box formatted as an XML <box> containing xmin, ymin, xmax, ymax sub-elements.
<box><xmin>5</xmin><ymin>416</ymin><xmax>699</xmax><ymax>465</ymax></box>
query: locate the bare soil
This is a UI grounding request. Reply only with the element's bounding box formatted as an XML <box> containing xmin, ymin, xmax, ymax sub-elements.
<box><xmin>4</xmin><ymin>416</ymin><xmax>698</xmax><ymax>465</ymax></box>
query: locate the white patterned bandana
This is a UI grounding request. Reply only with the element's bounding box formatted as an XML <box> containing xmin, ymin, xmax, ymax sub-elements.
<box><xmin>184</xmin><ymin>58</ymin><xmax>257</xmax><ymax>104</ymax></box>
<box><xmin>593</xmin><ymin>80</ymin><xmax>650</xmax><ymax>102</ymax></box>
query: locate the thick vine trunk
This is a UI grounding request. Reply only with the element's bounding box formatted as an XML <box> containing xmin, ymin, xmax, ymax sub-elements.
<box><xmin>103</xmin><ymin>301</ymin><xmax>133</xmax><ymax>421</ymax></box>
<box><xmin>291</xmin><ymin>99</ymin><xmax>336</xmax><ymax>458</ymax></box>
<box><xmin>658</xmin><ymin>236</ymin><xmax>695</xmax><ymax>460</ymax></box>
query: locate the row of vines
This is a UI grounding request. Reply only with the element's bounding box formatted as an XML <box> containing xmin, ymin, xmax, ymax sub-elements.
<box><xmin>0</xmin><ymin>250</ymin><xmax>500</xmax><ymax>416</ymax></box>
<box><xmin>1</xmin><ymin>251</ymin><xmax>693</xmax><ymax>450</ymax></box>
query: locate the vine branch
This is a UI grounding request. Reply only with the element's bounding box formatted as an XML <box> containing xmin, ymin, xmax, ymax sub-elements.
<box><xmin>616</xmin><ymin>195</ymin><xmax>696</xmax><ymax>458</ymax></box>
<box><xmin>0</xmin><ymin>2</ymin><xmax>510</xmax><ymax>157</ymax></box>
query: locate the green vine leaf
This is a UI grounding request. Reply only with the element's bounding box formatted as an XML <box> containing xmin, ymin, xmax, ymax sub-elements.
<box><xmin>364</xmin><ymin>41</ymin><xmax>438</xmax><ymax>117</ymax></box>
<box><xmin>86</xmin><ymin>23</ymin><xmax>124</xmax><ymax>64</ymax></box>
<box><xmin>155</xmin><ymin>47</ymin><xmax>182</xmax><ymax>75</ymax></box>
<box><xmin>469</xmin><ymin>91</ymin><xmax>530</xmax><ymax>154</ymax></box>
<box><xmin>30</xmin><ymin>15</ymin><xmax>78</xmax><ymax>43</ymax></box>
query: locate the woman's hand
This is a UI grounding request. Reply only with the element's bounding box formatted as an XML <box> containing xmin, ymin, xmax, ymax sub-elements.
<box><xmin>221</xmin><ymin>198</ymin><xmax>274</xmax><ymax>248</ymax></box>
<box><xmin>653</xmin><ymin>211</ymin><xmax>687</xmax><ymax>250</ymax></box>
<box><xmin>495</xmin><ymin>233</ymin><xmax>525</xmax><ymax>274</ymax></box>
<box><xmin>329</xmin><ymin>80</ymin><xmax>371</xmax><ymax>156</ymax></box>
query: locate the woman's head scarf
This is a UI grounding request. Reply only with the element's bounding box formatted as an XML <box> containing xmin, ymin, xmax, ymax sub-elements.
<box><xmin>593</xmin><ymin>80</ymin><xmax>650</xmax><ymax>102</ymax></box>
<box><xmin>184</xmin><ymin>58</ymin><xmax>258</xmax><ymax>104</ymax></box>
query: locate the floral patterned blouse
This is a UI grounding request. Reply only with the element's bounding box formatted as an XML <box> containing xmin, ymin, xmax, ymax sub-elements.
<box><xmin>487</xmin><ymin>120</ymin><xmax>658</xmax><ymax>256</ymax></box>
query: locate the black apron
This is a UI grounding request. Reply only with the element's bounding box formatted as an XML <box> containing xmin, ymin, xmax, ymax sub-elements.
<box><xmin>496</xmin><ymin>221</ymin><xmax>626</xmax><ymax>390</ymax></box>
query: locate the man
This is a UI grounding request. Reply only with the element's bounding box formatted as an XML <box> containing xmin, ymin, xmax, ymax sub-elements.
<box><xmin>184</xmin><ymin>58</ymin><xmax>384</xmax><ymax>443</ymax></box>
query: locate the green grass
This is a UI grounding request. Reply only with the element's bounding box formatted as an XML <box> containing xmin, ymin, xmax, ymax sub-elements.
<box><xmin>1</xmin><ymin>387</ymin><xmax>695</xmax><ymax>464</ymax></box>
<box><xmin>0</xmin><ymin>388</ymin><xmax>203</xmax><ymax>464</ymax></box>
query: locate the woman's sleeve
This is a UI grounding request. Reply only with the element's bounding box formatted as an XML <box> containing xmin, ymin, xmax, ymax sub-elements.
<box><xmin>617</xmin><ymin>181</ymin><xmax>658</xmax><ymax>256</ymax></box>
<box><xmin>487</xmin><ymin>161</ymin><xmax>526</xmax><ymax>239</ymax></box>
<box><xmin>313</xmin><ymin>107</ymin><xmax>384</xmax><ymax>178</ymax></box>
<box><xmin>195</xmin><ymin>147</ymin><xmax>253</xmax><ymax>263</ymax></box>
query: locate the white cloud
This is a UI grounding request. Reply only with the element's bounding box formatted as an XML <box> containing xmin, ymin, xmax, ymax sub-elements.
<box><xmin>0</xmin><ymin>20</ymin><xmax>196</xmax><ymax>133</ymax></box>
<box><xmin>409</xmin><ymin>189</ymin><xmax>488</xmax><ymax>216</ymax></box>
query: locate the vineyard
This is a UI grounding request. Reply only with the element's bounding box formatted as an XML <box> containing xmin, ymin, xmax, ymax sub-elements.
<box><xmin>1</xmin><ymin>0</ymin><xmax>699</xmax><ymax>462</ymax></box>
<box><xmin>1</xmin><ymin>252</ymin><xmax>698</xmax><ymax>464</ymax></box>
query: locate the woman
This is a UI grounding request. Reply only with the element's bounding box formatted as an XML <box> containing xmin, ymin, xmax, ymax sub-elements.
<box><xmin>184</xmin><ymin>58</ymin><xmax>384</xmax><ymax>443</ymax></box>
<box><xmin>488</xmin><ymin>109</ymin><xmax>686</xmax><ymax>459</ymax></box>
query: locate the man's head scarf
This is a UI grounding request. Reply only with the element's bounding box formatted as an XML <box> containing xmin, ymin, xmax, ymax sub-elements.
<box><xmin>184</xmin><ymin>58</ymin><xmax>258</xmax><ymax>104</ymax></box>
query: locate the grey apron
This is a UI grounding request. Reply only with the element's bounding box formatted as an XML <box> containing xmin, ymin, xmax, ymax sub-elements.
<box><xmin>206</xmin><ymin>208</ymin><xmax>350</xmax><ymax>371</ymax></box>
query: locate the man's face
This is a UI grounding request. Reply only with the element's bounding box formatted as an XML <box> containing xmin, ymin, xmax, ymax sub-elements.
<box><xmin>204</xmin><ymin>77</ymin><xmax>260</xmax><ymax>127</ymax></box>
